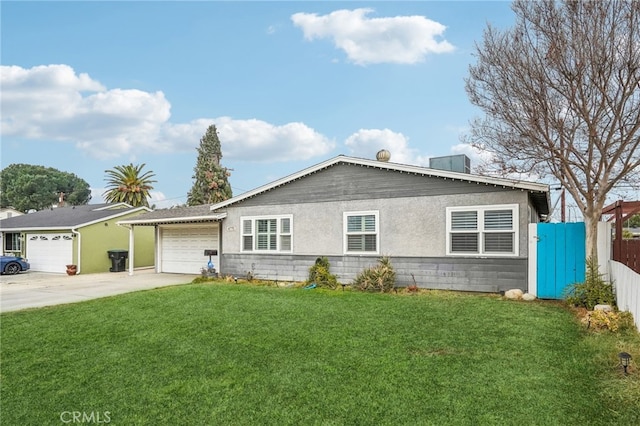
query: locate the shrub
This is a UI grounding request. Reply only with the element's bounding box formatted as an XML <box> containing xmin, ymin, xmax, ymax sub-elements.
<box><xmin>191</xmin><ymin>276</ymin><xmax>217</xmax><ymax>284</ymax></box>
<box><xmin>586</xmin><ymin>310</ymin><xmax>636</xmax><ymax>332</ymax></box>
<box><xmin>307</xmin><ymin>257</ymin><xmax>338</xmax><ymax>289</ymax></box>
<box><xmin>565</xmin><ymin>257</ymin><xmax>616</xmax><ymax>310</ymax></box>
<box><xmin>351</xmin><ymin>257</ymin><xmax>396</xmax><ymax>293</ymax></box>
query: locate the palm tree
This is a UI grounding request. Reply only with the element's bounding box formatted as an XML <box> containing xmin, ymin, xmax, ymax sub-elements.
<box><xmin>103</xmin><ymin>163</ymin><xmax>156</xmax><ymax>207</ymax></box>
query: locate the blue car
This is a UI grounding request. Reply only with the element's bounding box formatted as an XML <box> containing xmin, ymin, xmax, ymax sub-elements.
<box><xmin>1</xmin><ymin>255</ymin><xmax>30</xmax><ymax>275</ymax></box>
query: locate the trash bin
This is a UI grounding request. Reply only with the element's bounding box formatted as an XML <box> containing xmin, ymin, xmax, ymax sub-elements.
<box><xmin>107</xmin><ymin>249</ymin><xmax>128</xmax><ymax>272</ymax></box>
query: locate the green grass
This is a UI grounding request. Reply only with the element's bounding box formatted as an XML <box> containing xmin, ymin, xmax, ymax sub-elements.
<box><xmin>2</xmin><ymin>283</ymin><xmax>639</xmax><ymax>425</ymax></box>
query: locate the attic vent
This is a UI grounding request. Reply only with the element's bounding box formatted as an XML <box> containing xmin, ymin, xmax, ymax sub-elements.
<box><xmin>376</xmin><ymin>149</ymin><xmax>391</xmax><ymax>162</ymax></box>
<box><xmin>429</xmin><ymin>154</ymin><xmax>471</xmax><ymax>174</ymax></box>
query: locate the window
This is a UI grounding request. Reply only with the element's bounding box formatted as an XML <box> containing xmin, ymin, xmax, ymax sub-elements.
<box><xmin>241</xmin><ymin>215</ymin><xmax>292</xmax><ymax>252</ymax></box>
<box><xmin>4</xmin><ymin>233</ymin><xmax>22</xmax><ymax>252</ymax></box>
<box><xmin>446</xmin><ymin>205</ymin><xmax>518</xmax><ymax>256</ymax></box>
<box><xmin>344</xmin><ymin>211</ymin><xmax>379</xmax><ymax>254</ymax></box>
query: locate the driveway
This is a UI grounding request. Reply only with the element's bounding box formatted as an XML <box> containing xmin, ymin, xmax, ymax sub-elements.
<box><xmin>0</xmin><ymin>268</ymin><xmax>199</xmax><ymax>313</ymax></box>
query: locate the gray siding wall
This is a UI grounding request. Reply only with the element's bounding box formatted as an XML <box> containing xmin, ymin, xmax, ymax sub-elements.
<box><xmin>221</xmin><ymin>254</ymin><xmax>527</xmax><ymax>293</ymax></box>
<box><xmin>232</xmin><ymin>162</ymin><xmax>516</xmax><ymax>206</ymax></box>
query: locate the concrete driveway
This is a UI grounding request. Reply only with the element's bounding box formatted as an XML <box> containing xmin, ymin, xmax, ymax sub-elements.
<box><xmin>0</xmin><ymin>268</ymin><xmax>199</xmax><ymax>313</ymax></box>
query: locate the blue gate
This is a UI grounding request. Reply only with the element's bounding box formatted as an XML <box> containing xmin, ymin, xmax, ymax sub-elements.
<box><xmin>536</xmin><ymin>222</ymin><xmax>586</xmax><ymax>299</ymax></box>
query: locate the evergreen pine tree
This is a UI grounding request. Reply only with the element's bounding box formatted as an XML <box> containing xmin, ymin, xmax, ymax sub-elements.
<box><xmin>187</xmin><ymin>125</ymin><xmax>232</xmax><ymax>206</ymax></box>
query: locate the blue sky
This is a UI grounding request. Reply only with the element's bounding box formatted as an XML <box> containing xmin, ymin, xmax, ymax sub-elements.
<box><xmin>2</xmin><ymin>1</ymin><xmax>524</xmax><ymax>209</ymax></box>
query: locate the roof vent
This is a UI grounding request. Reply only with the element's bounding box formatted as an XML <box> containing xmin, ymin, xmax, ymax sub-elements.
<box><xmin>429</xmin><ymin>154</ymin><xmax>471</xmax><ymax>174</ymax></box>
<box><xmin>376</xmin><ymin>149</ymin><xmax>391</xmax><ymax>162</ymax></box>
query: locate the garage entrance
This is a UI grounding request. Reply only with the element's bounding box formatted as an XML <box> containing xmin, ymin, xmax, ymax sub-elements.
<box><xmin>159</xmin><ymin>224</ymin><xmax>220</xmax><ymax>274</ymax></box>
<box><xmin>26</xmin><ymin>233</ymin><xmax>74</xmax><ymax>273</ymax></box>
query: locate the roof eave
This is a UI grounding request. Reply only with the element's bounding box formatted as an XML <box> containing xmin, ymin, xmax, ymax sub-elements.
<box><xmin>118</xmin><ymin>213</ymin><xmax>227</xmax><ymax>226</ymax></box>
<box><xmin>0</xmin><ymin>226</ymin><xmax>74</xmax><ymax>232</ymax></box>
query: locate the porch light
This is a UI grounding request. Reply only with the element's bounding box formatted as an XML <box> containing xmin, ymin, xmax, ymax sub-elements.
<box><xmin>618</xmin><ymin>352</ymin><xmax>632</xmax><ymax>375</ymax></box>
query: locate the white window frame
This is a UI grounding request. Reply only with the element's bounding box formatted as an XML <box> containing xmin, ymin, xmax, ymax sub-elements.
<box><xmin>343</xmin><ymin>211</ymin><xmax>379</xmax><ymax>255</ymax></box>
<box><xmin>240</xmin><ymin>215</ymin><xmax>293</xmax><ymax>253</ymax></box>
<box><xmin>446</xmin><ymin>204</ymin><xmax>519</xmax><ymax>256</ymax></box>
<box><xmin>4</xmin><ymin>232</ymin><xmax>22</xmax><ymax>252</ymax></box>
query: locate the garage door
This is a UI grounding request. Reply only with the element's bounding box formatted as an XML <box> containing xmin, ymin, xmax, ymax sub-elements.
<box><xmin>160</xmin><ymin>225</ymin><xmax>219</xmax><ymax>274</ymax></box>
<box><xmin>26</xmin><ymin>233</ymin><xmax>74</xmax><ymax>273</ymax></box>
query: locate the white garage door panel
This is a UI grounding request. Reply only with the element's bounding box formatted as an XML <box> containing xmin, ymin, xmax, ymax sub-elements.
<box><xmin>161</xmin><ymin>226</ymin><xmax>219</xmax><ymax>274</ymax></box>
<box><xmin>26</xmin><ymin>234</ymin><xmax>74</xmax><ymax>273</ymax></box>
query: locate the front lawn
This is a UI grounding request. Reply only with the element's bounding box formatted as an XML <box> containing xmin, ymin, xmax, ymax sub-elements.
<box><xmin>1</xmin><ymin>283</ymin><xmax>638</xmax><ymax>425</ymax></box>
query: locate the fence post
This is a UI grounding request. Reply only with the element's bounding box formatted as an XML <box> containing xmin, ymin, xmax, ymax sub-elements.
<box><xmin>597</xmin><ymin>222</ymin><xmax>612</xmax><ymax>281</ymax></box>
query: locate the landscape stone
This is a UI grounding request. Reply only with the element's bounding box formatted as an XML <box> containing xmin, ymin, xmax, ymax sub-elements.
<box><xmin>593</xmin><ymin>304</ymin><xmax>613</xmax><ymax>312</ymax></box>
<box><xmin>504</xmin><ymin>289</ymin><xmax>523</xmax><ymax>300</ymax></box>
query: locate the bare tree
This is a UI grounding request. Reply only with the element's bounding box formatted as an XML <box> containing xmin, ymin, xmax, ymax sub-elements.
<box><xmin>465</xmin><ymin>0</ymin><xmax>640</xmax><ymax>260</ymax></box>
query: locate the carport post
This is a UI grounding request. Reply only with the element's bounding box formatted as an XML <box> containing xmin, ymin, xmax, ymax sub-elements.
<box><xmin>128</xmin><ymin>225</ymin><xmax>135</xmax><ymax>275</ymax></box>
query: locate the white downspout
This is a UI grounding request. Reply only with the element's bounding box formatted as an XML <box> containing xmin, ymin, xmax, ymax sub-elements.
<box><xmin>71</xmin><ymin>227</ymin><xmax>81</xmax><ymax>274</ymax></box>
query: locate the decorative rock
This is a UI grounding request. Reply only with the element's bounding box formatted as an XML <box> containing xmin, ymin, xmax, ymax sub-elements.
<box><xmin>594</xmin><ymin>304</ymin><xmax>613</xmax><ymax>312</ymax></box>
<box><xmin>504</xmin><ymin>289</ymin><xmax>523</xmax><ymax>300</ymax></box>
<box><xmin>522</xmin><ymin>293</ymin><xmax>536</xmax><ymax>301</ymax></box>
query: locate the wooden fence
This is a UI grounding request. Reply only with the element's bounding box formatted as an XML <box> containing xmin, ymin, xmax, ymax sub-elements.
<box><xmin>610</xmin><ymin>261</ymin><xmax>640</xmax><ymax>331</ymax></box>
<box><xmin>613</xmin><ymin>239</ymin><xmax>640</xmax><ymax>274</ymax></box>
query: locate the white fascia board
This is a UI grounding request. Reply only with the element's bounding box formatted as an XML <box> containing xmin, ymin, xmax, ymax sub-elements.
<box><xmin>0</xmin><ymin>226</ymin><xmax>73</xmax><ymax>232</ymax></box>
<box><xmin>75</xmin><ymin>207</ymin><xmax>154</xmax><ymax>228</ymax></box>
<box><xmin>118</xmin><ymin>213</ymin><xmax>227</xmax><ymax>225</ymax></box>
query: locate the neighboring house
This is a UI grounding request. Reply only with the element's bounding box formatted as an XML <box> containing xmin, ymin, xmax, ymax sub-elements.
<box><xmin>0</xmin><ymin>203</ymin><xmax>155</xmax><ymax>274</ymax></box>
<box><xmin>0</xmin><ymin>208</ymin><xmax>24</xmax><ymax>220</ymax></box>
<box><xmin>120</xmin><ymin>155</ymin><xmax>550</xmax><ymax>293</ymax></box>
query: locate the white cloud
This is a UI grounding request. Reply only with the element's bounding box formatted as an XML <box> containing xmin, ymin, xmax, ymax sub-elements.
<box><xmin>2</xmin><ymin>64</ymin><xmax>171</xmax><ymax>157</ymax></box>
<box><xmin>291</xmin><ymin>8</ymin><xmax>454</xmax><ymax>65</ymax></box>
<box><xmin>450</xmin><ymin>143</ymin><xmax>493</xmax><ymax>167</ymax></box>
<box><xmin>344</xmin><ymin>128</ymin><xmax>429</xmax><ymax>166</ymax></box>
<box><xmin>210</xmin><ymin>117</ymin><xmax>335</xmax><ymax>161</ymax></box>
<box><xmin>1</xmin><ymin>64</ymin><xmax>334</xmax><ymax>162</ymax></box>
<box><xmin>451</xmin><ymin>143</ymin><xmax>541</xmax><ymax>181</ymax></box>
<box><xmin>147</xmin><ymin>191</ymin><xmax>173</xmax><ymax>209</ymax></box>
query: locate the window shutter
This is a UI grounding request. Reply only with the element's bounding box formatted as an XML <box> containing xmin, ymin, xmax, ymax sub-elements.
<box><xmin>345</xmin><ymin>213</ymin><xmax>378</xmax><ymax>252</ymax></box>
<box><xmin>484</xmin><ymin>233</ymin><xmax>514</xmax><ymax>253</ymax></box>
<box><xmin>451</xmin><ymin>234</ymin><xmax>478</xmax><ymax>252</ymax></box>
<box><xmin>484</xmin><ymin>210</ymin><xmax>513</xmax><ymax>230</ymax></box>
<box><xmin>242</xmin><ymin>219</ymin><xmax>253</xmax><ymax>251</ymax></box>
<box><xmin>280</xmin><ymin>218</ymin><xmax>291</xmax><ymax>251</ymax></box>
<box><xmin>451</xmin><ymin>211</ymin><xmax>477</xmax><ymax>230</ymax></box>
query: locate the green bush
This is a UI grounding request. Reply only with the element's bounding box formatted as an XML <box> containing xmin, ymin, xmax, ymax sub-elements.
<box><xmin>586</xmin><ymin>310</ymin><xmax>636</xmax><ymax>332</ymax></box>
<box><xmin>565</xmin><ymin>257</ymin><xmax>616</xmax><ymax>310</ymax></box>
<box><xmin>307</xmin><ymin>257</ymin><xmax>338</xmax><ymax>289</ymax></box>
<box><xmin>351</xmin><ymin>256</ymin><xmax>396</xmax><ymax>293</ymax></box>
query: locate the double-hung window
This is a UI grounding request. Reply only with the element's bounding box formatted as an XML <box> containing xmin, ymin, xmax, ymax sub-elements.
<box><xmin>344</xmin><ymin>211</ymin><xmax>379</xmax><ymax>254</ymax></box>
<box><xmin>241</xmin><ymin>215</ymin><xmax>292</xmax><ymax>253</ymax></box>
<box><xmin>446</xmin><ymin>205</ymin><xmax>518</xmax><ymax>256</ymax></box>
